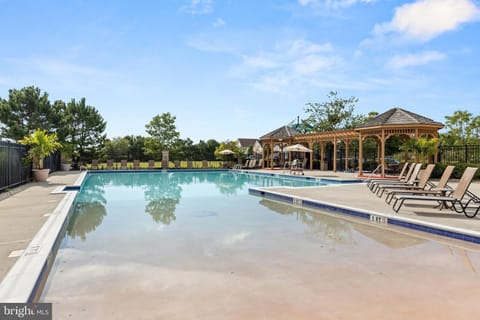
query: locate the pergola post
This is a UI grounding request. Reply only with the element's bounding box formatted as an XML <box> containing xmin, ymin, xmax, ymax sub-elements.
<box><xmin>320</xmin><ymin>142</ymin><xmax>325</xmax><ymax>170</ymax></box>
<box><xmin>333</xmin><ymin>137</ymin><xmax>337</xmax><ymax>172</ymax></box>
<box><xmin>381</xmin><ymin>130</ymin><xmax>386</xmax><ymax>178</ymax></box>
<box><xmin>358</xmin><ymin>133</ymin><xmax>363</xmax><ymax>175</ymax></box>
<box><xmin>309</xmin><ymin>140</ymin><xmax>313</xmax><ymax>170</ymax></box>
<box><xmin>344</xmin><ymin>139</ymin><xmax>350</xmax><ymax>172</ymax></box>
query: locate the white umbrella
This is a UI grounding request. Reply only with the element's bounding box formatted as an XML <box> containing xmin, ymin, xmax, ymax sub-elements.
<box><xmin>283</xmin><ymin>144</ymin><xmax>312</xmax><ymax>152</ymax></box>
<box><xmin>219</xmin><ymin>149</ymin><xmax>235</xmax><ymax>155</ymax></box>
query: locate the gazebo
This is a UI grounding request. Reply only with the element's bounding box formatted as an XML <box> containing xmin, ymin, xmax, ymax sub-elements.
<box><xmin>259</xmin><ymin>108</ymin><xmax>444</xmax><ymax>177</ymax></box>
<box><xmin>260</xmin><ymin>125</ymin><xmax>301</xmax><ymax>168</ymax></box>
<box><xmin>355</xmin><ymin>108</ymin><xmax>444</xmax><ymax>176</ymax></box>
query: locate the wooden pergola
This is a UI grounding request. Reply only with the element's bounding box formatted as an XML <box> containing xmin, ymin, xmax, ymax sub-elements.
<box><xmin>260</xmin><ymin>108</ymin><xmax>444</xmax><ymax>177</ymax></box>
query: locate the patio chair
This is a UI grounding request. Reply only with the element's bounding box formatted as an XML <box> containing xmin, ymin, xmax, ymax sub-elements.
<box><xmin>369</xmin><ymin>162</ymin><xmax>415</xmax><ymax>192</ymax></box>
<box><xmin>133</xmin><ymin>160</ymin><xmax>140</xmax><ymax>170</ymax></box>
<box><xmin>106</xmin><ymin>159</ymin><xmax>114</xmax><ymax>170</ymax></box>
<box><xmin>249</xmin><ymin>159</ymin><xmax>257</xmax><ymax>169</ymax></box>
<box><xmin>385</xmin><ymin>165</ymin><xmax>455</xmax><ymax>204</ymax></box>
<box><xmin>120</xmin><ymin>159</ymin><xmax>128</xmax><ymax>170</ymax></box>
<box><xmin>187</xmin><ymin>161</ymin><xmax>193</xmax><ymax>169</ymax></box>
<box><xmin>373</xmin><ymin>163</ymin><xmax>422</xmax><ymax>195</ymax></box>
<box><xmin>148</xmin><ymin>160</ymin><xmax>155</xmax><ymax>169</ymax></box>
<box><xmin>91</xmin><ymin>159</ymin><xmax>99</xmax><ymax>170</ymax></box>
<box><xmin>175</xmin><ymin>160</ymin><xmax>181</xmax><ymax>169</ymax></box>
<box><xmin>391</xmin><ymin>167</ymin><xmax>479</xmax><ymax>217</ymax></box>
<box><xmin>290</xmin><ymin>159</ymin><xmax>305</xmax><ymax>175</ymax></box>
<box><xmin>367</xmin><ymin>162</ymin><xmax>409</xmax><ymax>189</ymax></box>
<box><xmin>202</xmin><ymin>160</ymin><xmax>208</xmax><ymax>168</ymax></box>
<box><xmin>381</xmin><ymin>164</ymin><xmax>435</xmax><ymax>200</ymax></box>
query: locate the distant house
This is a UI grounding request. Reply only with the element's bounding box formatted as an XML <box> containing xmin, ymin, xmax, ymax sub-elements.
<box><xmin>237</xmin><ymin>138</ymin><xmax>263</xmax><ymax>157</ymax></box>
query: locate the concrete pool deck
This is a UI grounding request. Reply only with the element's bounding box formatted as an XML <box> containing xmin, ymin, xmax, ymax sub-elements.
<box><xmin>1</xmin><ymin>168</ymin><xmax>480</xmax><ymax>285</ymax></box>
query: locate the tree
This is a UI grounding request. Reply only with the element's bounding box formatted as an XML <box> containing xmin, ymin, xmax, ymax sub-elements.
<box><xmin>124</xmin><ymin>135</ymin><xmax>147</xmax><ymax>161</ymax></box>
<box><xmin>62</xmin><ymin>98</ymin><xmax>107</xmax><ymax>161</ymax></box>
<box><xmin>467</xmin><ymin>115</ymin><xmax>480</xmax><ymax>142</ymax></box>
<box><xmin>305</xmin><ymin>91</ymin><xmax>361</xmax><ymax>132</ymax></box>
<box><xmin>0</xmin><ymin>86</ymin><xmax>57</xmax><ymax>140</ymax></box>
<box><xmin>144</xmin><ymin>113</ymin><xmax>180</xmax><ymax>160</ymax></box>
<box><xmin>173</xmin><ymin>138</ymin><xmax>195</xmax><ymax>160</ymax></box>
<box><xmin>444</xmin><ymin>110</ymin><xmax>473</xmax><ymax>145</ymax></box>
<box><xmin>195</xmin><ymin>139</ymin><xmax>219</xmax><ymax>161</ymax></box>
<box><xmin>104</xmin><ymin>137</ymin><xmax>129</xmax><ymax>161</ymax></box>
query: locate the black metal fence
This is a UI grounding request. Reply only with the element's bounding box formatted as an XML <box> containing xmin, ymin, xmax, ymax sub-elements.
<box><xmin>439</xmin><ymin>145</ymin><xmax>480</xmax><ymax>165</ymax></box>
<box><xmin>0</xmin><ymin>141</ymin><xmax>61</xmax><ymax>191</ymax></box>
<box><xmin>0</xmin><ymin>141</ymin><xmax>30</xmax><ymax>191</ymax></box>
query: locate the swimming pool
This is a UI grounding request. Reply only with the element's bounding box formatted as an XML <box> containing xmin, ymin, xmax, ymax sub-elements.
<box><xmin>40</xmin><ymin>171</ymin><xmax>480</xmax><ymax>319</ymax></box>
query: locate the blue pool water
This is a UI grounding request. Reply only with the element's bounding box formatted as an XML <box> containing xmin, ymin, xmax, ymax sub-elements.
<box><xmin>40</xmin><ymin>171</ymin><xmax>480</xmax><ymax>319</ymax></box>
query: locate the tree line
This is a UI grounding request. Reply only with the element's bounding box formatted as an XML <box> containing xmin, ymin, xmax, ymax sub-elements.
<box><xmin>1</xmin><ymin>86</ymin><xmax>478</xmax><ymax>164</ymax></box>
<box><xmin>0</xmin><ymin>86</ymin><xmax>222</xmax><ymax>163</ymax></box>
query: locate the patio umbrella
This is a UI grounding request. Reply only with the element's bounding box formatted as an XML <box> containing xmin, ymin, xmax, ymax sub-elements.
<box><xmin>219</xmin><ymin>149</ymin><xmax>235</xmax><ymax>155</ymax></box>
<box><xmin>284</xmin><ymin>144</ymin><xmax>312</xmax><ymax>152</ymax></box>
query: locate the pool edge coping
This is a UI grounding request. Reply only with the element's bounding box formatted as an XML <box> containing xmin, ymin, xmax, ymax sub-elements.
<box><xmin>249</xmin><ymin>187</ymin><xmax>480</xmax><ymax>245</ymax></box>
<box><xmin>0</xmin><ymin>171</ymin><xmax>87</xmax><ymax>302</ymax></box>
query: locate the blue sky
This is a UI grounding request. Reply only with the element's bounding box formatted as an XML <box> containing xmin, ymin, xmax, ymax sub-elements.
<box><xmin>1</xmin><ymin>0</ymin><xmax>479</xmax><ymax>142</ymax></box>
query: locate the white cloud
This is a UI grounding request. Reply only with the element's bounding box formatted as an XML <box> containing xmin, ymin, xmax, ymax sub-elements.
<box><xmin>180</xmin><ymin>0</ymin><xmax>213</xmax><ymax>15</ymax></box>
<box><xmin>375</xmin><ymin>0</ymin><xmax>480</xmax><ymax>41</ymax></box>
<box><xmin>388</xmin><ymin>51</ymin><xmax>447</xmax><ymax>68</ymax></box>
<box><xmin>298</xmin><ymin>0</ymin><xmax>376</xmax><ymax>9</ymax></box>
<box><xmin>212</xmin><ymin>18</ymin><xmax>226</xmax><ymax>28</ymax></box>
<box><xmin>228</xmin><ymin>39</ymin><xmax>338</xmax><ymax>93</ymax></box>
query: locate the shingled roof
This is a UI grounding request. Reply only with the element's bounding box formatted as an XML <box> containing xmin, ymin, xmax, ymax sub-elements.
<box><xmin>355</xmin><ymin>108</ymin><xmax>444</xmax><ymax>129</ymax></box>
<box><xmin>260</xmin><ymin>125</ymin><xmax>301</xmax><ymax>139</ymax></box>
<box><xmin>237</xmin><ymin>138</ymin><xmax>259</xmax><ymax>148</ymax></box>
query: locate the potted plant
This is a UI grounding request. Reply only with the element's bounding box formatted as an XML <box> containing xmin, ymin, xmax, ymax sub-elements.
<box><xmin>19</xmin><ymin>129</ymin><xmax>62</xmax><ymax>182</ymax></box>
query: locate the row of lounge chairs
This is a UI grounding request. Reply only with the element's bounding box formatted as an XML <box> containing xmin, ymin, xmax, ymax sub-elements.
<box><xmin>367</xmin><ymin>162</ymin><xmax>480</xmax><ymax>218</ymax></box>
<box><xmin>233</xmin><ymin>159</ymin><xmax>262</xmax><ymax>170</ymax></box>
<box><xmin>90</xmin><ymin>160</ymin><xmax>218</xmax><ymax>170</ymax></box>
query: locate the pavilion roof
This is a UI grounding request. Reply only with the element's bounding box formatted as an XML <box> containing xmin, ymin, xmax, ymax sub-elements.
<box><xmin>355</xmin><ymin>107</ymin><xmax>444</xmax><ymax>129</ymax></box>
<box><xmin>260</xmin><ymin>125</ymin><xmax>301</xmax><ymax>140</ymax></box>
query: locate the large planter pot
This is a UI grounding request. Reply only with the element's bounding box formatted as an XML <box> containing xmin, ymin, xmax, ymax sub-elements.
<box><xmin>32</xmin><ymin>169</ymin><xmax>50</xmax><ymax>182</ymax></box>
<box><xmin>61</xmin><ymin>163</ymin><xmax>71</xmax><ymax>171</ymax></box>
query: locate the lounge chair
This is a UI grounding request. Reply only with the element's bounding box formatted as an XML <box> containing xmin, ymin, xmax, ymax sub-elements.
<box><xmin>148</xmin><ymin>160</ymin><xmax>155</xmax><ymax>169</ymax></box>
<box><xmin>120</xmin><ymin>159</ymin><xmax>128</xmax><ymax>170</ymax></box>
<box><xmin>106</xmin><ymin>159</ymin><xmax>114</xmax><ymax>170</ymax></box>
<box><xmin>391</xmin><ymin>167</ymin><xmax>479</xmax><ymax>217</ymax></box>
<box><xmin>373</xmin><ymin>163</ymin><xmax>422</xmax><ymax>196</ymax></box>
<box><xmin>386</xmin><ymin>165</ymin><xmax>455</xmax><ymax>204</ymax></box>
<box><xmin>381</xmin><ymin>164</ymin><xmax>435</xmax><ymax>200</ymax></box>
<box><xmin>367</xmin><ymin>162</ymin><xmax>409</xmax><ymax>189</ymax></box>
<box><xmin>369</xmin><ymin>162</ymin><xmax>416</xmax><ymax>192</ymax></box>
<box><xmin>248</xmin><ymin>159</ymin><xmax>257</xmax><ymax>169</ymax></box>
<box><xmin>133</xmin><ymin>160</ymin><xmax>140</xmax><ymax>170</ymax></box>
<box><xmin>91</xmin><ymin>159</ymin><xmax>99</xmax><ymax>170</ymax></box>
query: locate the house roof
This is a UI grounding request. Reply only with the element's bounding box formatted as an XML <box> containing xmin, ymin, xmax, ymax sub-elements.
<box><xmin>260</xmin><ymin>125</ymin><xmax>301</xmax><ymax>140</ymax></box>
<box><xmin>237</xmin><ymin>138</ymin><xmax>259</xmax><ymax>148</ymax></box>
<box><xmin>355</xmin><ymin>107</ymin><xmax>444</xmax><ymax>129</ymax></box>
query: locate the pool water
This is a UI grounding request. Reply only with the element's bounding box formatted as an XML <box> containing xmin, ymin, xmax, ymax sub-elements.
<box><xmin>40</xmin><ymin>171</ymin><xmax>480</xmax><ymax>319</ymax></box>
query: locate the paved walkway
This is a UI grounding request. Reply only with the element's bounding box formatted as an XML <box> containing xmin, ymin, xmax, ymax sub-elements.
<box><xmin>1</xmin><ymin>169</ymin><xmax>479</xmax><ymax>283</ymax></box>
<box><xmin>255</xmin><ymin>169</ymin><xmax>480</xmax><ymax>232</ymax></box>
<box><xmin>0</xmin><ymin>171</ymin><xmax>81</xmax><ymax>280</ymax></box>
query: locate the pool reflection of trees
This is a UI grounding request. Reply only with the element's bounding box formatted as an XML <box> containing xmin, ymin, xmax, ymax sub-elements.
<box><xmin>68</xmin><ymin>172</ymin><xmax>326</xmax><ymax>233</ymax></box>
<box><xmin>259</xmin><ymin>198</ymin><xmax>427</xmax><ymax>248</ymax></box>
<box><xmin>143</xmin><ymin>173</ymin><xmax>183</xmax><ymax>225</ymax></box>
<box><xmin>68</xmin><ymin>175</ymin><xmax>107</xmax><ymax>241</ymax></box>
